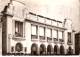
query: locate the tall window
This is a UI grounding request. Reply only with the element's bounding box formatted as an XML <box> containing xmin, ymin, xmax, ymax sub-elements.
<box><xmin>58</xmin><ymin>31</ymin><xmax>63</xmax><ymax>39</ymax></box>
<box><xmin>31</xmin><ymin>25</ymin><xmax>38</xmax><ymax>39</ymax></box>
<box><xmin>52</xmin><ymin>30</ymin><xmax>57</xmax><ymax>38</ymax></box>
<box><xmin>58</xmin><ymin>31</ymin><xmax>64</xmax><ymax>42</ymax></box>
<box><xmin>31</xmin><ymin>25</ymin><xmax>37</xmax><ymax>35</ymax></box>
<box><xmin>15</xmin><ymin>21</ymin><xmax>23</xmax><ymax>37</ymax></box>
<box><xmin>39</xmin><ymin>27</ymin><xmax>45</xmax><ymax>40</ymax></box>
<box><xmin>52</xmin><ymin>30</ymin><xmax>58</xmax><ymax>41</ymax></box>
<box><xmin>67</xmin><ymin>32</ymin><xmax>72</xmax><ymax>44</ymax></box>
<box><xmin>46</xmin><ymin>28</ymin><xmax>51</xmax><ymax>37</ymax></box>
<box><xmin>46</xmin><ymin>28</ymin><xmax>52</xmax><ymax>41</ymax></box>
<box><xmin>39</xmin><ymin>27</ymin><xmax>45</xmax><ymax>36</ymax></box>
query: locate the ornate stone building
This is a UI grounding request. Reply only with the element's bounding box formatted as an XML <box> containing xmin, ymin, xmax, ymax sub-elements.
<box><xmin>1</xmin><ymin>0</ymin><xmax>75</xmax><ymax>55</ymax></box>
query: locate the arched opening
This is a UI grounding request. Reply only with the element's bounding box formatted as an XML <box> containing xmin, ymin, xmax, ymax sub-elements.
<box><xmin>40</xmin><ymin>44</ymin><xmax>46</xmax><ymax>55</ymax></box>
<box><xmin>60</xmin><ymin>45</ymin><xmax>65</xmax><ymax>55</ymax></box>
<box><xmin>54</xmin><ymin>45</ymin><xmax>58</xmax><ymax>55</ymax></box>
<box><xmin>67</xmin><ymin>46</ymin><xmax>73</xmax><ymax>55</ymax></box>
<box><xmin>31</xmin><ymin>43</ymin><xmax>38</xmax><ymax>55</ymax></box>
<box><xmin>15</xmin><ymin>42</ymin><xmax>23</xmax><ymax>52</ymax></box>
<box><xmin>47</xmin><ymin>45</ymin><xmax>52</xmax><ymax>55</ymax></box>
<box><xmin>15</xmin><ymin>42</ymin><xmax>23</xmax><ymax>55</ymax></box>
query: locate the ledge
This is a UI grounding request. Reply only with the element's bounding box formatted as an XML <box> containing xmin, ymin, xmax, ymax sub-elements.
<box><xmin>25</xmin><ymin>19</ymin><xmax>67</xmax><ymax>30</ymax></box>
<box><xmin>12</xmin><ymin>37</ymin><xmax>26</xmax><ymax>41</ymax></box>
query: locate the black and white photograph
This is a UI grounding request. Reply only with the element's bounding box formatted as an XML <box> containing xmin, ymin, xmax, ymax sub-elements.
<box><xmin>0</xmin><ymin>0</ymin><xmax>80</xmax><ymax>56</ymax></box>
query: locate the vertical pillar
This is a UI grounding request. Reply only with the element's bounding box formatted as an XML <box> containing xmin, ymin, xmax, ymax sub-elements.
<box><xmin>64</xmin><ymin>31</ymin><xmax>67</xmax><ymax>55</ymax></box>
<box><xmin>37</xmin><ymin>25</ymin><xmax>39</xmax><ymax>55</ymax></box>
<box><xmin>0</xmin><ymin>14</ymin><xmax>2</xmax><ymax>55</ymax></box>
<box><xmin>0</xmin><ymin>21</ymin><xmax>2</xmax><ymax>55</ymax></box>
<box><xmin>72</xmin><ymin>31</ymin><xmax>75</xmax><ymax>54</ymax></box>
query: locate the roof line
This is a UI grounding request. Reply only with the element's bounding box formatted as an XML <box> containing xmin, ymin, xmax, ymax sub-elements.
<box><xmin>12</xmin><ymin>0</ymin><xmax>25</xmax><ymax>5</ymax></box>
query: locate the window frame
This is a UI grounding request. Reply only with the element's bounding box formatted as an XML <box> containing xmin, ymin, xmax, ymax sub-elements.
<box><xmin>31</xmin><ymin>24</ymin><xmax>38</xmax><ymax>40</ymax></box>
<box><xmin>58</xmin><ymin>31</ymin><xmax>64</xmax><ymax>43</ymax></box>
<box><xmin>15</xmin><ymin>21</ymin><xmax>24</xmax><ymax>37</ymax></box>
<box><xmin>46</xmin><ymin>28</ymin><xmax>52</xmax><ymax>42</ymax></box>
<box><xmin>67</xmin><ymin>32</ymin><xmax>72</xmax><ymax>45</ymax></box>
<box><xmin>39</xmin><ymin>26</ymin><xmax>45</xmax><ymax>40</ymax></box>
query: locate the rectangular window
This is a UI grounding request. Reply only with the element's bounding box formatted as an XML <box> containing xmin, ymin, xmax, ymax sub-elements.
<box><xmin>39</xmin><ymin>27</ymin><xmax>45</xmax><ymax>36</ymax></box>
<box><xmin>46</xmin><ymin>28</ymin><xmax>52</xmax><ymax>41</ymax></box>
<box><xmin>39</xmin><ymin>27</ymin><xmax>45</xmax><ymax>40</ymax></box>
<box><xmin>31</xmin><ymin>25</ymin><xmax>38</xmax><ymax>39</ymax></box>
<box><xmin>15</xmin><ymin>21</ymin><xmax>23</xmax><ymax>37</ymax></box>
<box><xmin>31</xmin><ymin>25</ymin><xmax>37</xmax><ymax>35</ymax></box>
<box><xmin>58</xmin><ymin>31</ymin><xmax>63</xmax><ymax>39</ymax></box>
<box><xmin>67</xmin><ymin>32</ymin><xmax>72</xmax><ymax>44</ymax></box>
<box><xmin>46</xmin><ymin>28</ymin><xmax>51</xmax><ymax>37</ymax></box>
<box><xmin>52</xmin><ymin>30</ymin><xmax>57</xmax><ymax>38</ymax></box>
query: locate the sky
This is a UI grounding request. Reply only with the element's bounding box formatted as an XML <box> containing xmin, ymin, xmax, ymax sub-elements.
<box><xmin>24</xmin><ymin>0</ymin><xmax>80</xmax><ymax>32</ymax></box>
<box><xmin>0</xmin><ymin>0</ymin><xmax>80</xmax><ymax>32</ymax></box>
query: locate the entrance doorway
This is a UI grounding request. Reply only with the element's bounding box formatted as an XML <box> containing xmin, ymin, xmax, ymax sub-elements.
<box><xmin>31</xmin><ymin>43</ymin><xmax>38</xmax><ymax>55</ymax></box>
<box><xmin>40</xmin><ymin>44</ymin><xmax>46</xmax><ymax>55</ymax></box>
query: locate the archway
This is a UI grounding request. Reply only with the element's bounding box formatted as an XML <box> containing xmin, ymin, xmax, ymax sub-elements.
<box><xmin>47</xmin><ymin>45</ymin><xmax>52</xmax><ymax>55</ymax></box>
<box><xmin>54</xmin><ymin>45</ymin><xmax>58</xmax><ymax>55</ymax></box>
<box><xmin>15</xmin><ymin>42</ymin><xmax>23</xmax><ymax>52</ymax></box>
<box><xmin>40</xmin><ymin>44</ymin><xmax>46</xmax><ymax>55</ymax></box>
<box><xmin>60</xmin><ymin>45</ymin><xmax>65</xmax><ymax>55</ymax></box>
<box><xmin>67</xmin><ymin>46</ymin><xmax>73</xmax><ymax>55</ymax></box>
<box><xmin>31</xmin><ymin>43</ymin><xmax>38</xmax><ymax>55</ymax></box>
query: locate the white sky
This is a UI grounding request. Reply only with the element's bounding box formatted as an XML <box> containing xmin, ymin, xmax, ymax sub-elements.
<box><xmin>21</xmin><ymin>0</ymin><xmax>80</xmax><ymax>32</ymax></box>
<box><xmin>0</xmin><ymin>0</ymin><xmax>80</xmax><ymax>32</ymax></box>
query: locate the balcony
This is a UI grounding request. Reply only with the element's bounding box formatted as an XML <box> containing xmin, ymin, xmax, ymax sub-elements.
<box><xmin>39</xmin><ymin>36</ymin><xmax>45</xmax><ymax>40</ymax></box>
<box><xmin>47</xmin><ymin>37</ymin><xmax>52</xmax><ymax>42</ymax></box>
<box><xmin>39</xmin><ymin>36</ymin><xmax>46</xmax><ymax>42</ymax></box>
<box><xmin>31</xmin><ymin>35</ymin><xmax>38</xmax><ymax>40</ymax></box>
<box><xmin>59</xmin><ymin>39</ymin><xmax>64</xmax><ymax>44</ymax></box>
<box><xmin>53</xmin><ymin>38</ymin><xmax>58</xmax><ymax>43</ymax></box>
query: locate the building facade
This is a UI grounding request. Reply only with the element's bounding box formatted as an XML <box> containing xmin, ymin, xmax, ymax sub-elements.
<box><xmin>1</xmin><ymin>0</ymin><xmax>75</xmax><ymax>55</ymax></box>
<box><xmin>75</xmin><ymin>32</ymin><xmax>80</xmax><ymax>55</ymax></box>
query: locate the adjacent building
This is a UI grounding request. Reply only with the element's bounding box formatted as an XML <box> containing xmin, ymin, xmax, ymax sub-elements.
<box><xmin>75</xmin><ymin>32</ymin><xmax>80</xmax><ymax>55</ymax></box>
<box><xmin>1</xmin><ymin>0</ymin><xmax>75</xmax><ymax>55</ymax></box>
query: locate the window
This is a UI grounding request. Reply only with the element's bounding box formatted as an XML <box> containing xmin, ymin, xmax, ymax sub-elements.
<box><xmin>31</xmin><ymin>25</ymin><xmax>37</xmax><ymax>35</ymax></box>
<box><xmin>58</xmin><ymin>31</ymin><xmax>64</xmax><ymax>42</ymax></box>
<box><xmin>52</xmin><ymin>30</ymin><xmax>58</xmax><ymax>42</ymax></box>
<box><xmin>58</xmin><ymin>31</ymin><xmax>63</xmax><ymax>39</ymax></box>
<box><xmin>39</xmin><ymin>27</ymin><xmax>45</xmax><ymax>40</ymax></box>
<box><xmin>67</xmin><ymin>32</ymin><xmax>72</xmax><ymax>44</ymax></box>
<box><xmin>15</xmin><ymin>21</ymin><xmax>23</xmax><ymax>37</ymax></box>
<box><xmin>52</xmin><ymin>30</ymin><xmax>57</xmax><ymax>38</ymax></box>
<box><xmin>46</xmin><ymin>28</ymin><xmax>52</xmax><ymax>41</ymax></box>
<box><xmin>31</xmin><ymin>25</ymin><xmax>38</xmax><ymax>39</ymax></box>
<box><xmin>46</xmin><ymin>28</ymin><xmax>51</xmax><ymax>37</ymax></box>
<box><xmin>39</xmin><ymin>27</ymin><xmax>45</xmax><ymax>36</ymax></box>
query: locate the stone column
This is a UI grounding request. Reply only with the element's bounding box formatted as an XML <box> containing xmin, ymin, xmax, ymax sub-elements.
<box><xmin>0</xmin><ymin>14</ymin><xmax>2</xmax><ymax>55</ymax></box>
